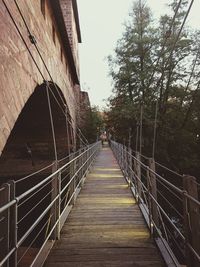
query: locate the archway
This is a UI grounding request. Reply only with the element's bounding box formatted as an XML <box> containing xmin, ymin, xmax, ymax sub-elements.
<box><xmin>0</xmin><ymin>82</ymin><xmax>76</xmax><ymax>261</ymax></box>
<box><xmin>0</xmin><ymin>81</ymin><xmax>74</xmax><ymax>184</ymax></box>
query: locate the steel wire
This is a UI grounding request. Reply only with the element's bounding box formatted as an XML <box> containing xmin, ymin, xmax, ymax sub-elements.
<box><xmin>17</xmin><ymin>214</ymin><xmax>52</xmax><ymax>264</ymax></box>
<box><xmin>156</xmin><ymin>178</ymin><xmax>183</xmax><ymax>202</ymax></box>
<box><xmin>18</xmin><ymin>188</ymin><xmax>55</xmax><ymax>224</ymax></box>
<box><xmin>157</xmin><ymin>190</ymin><xmax>183</xmax><ymax>219</ymax></box>
<box><xmin>18</xmin><ymin>175</ymin><xmax>56</xmax><ymax>207</ymax></box>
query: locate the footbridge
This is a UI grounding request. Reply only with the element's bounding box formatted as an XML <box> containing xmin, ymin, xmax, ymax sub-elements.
<box><xmin>0</xmin><ymin>141</ymin><xmax>200</xmax><ymax>267</ymax></box>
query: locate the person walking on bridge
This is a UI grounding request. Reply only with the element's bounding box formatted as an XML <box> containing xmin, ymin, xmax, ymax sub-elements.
<box><xmin>100</xmin><ymin>132</ymin><xmax>106</xmax><ymax>146</ymax></box>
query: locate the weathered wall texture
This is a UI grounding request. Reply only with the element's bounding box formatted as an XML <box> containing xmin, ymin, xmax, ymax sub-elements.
<box><xmin>60</xmin><ymin>0</ymin><xmax>80</xmax><ymax>77</ymax></box>
<box><xmin>0</xmin><ymin>0</ymin><xmax>82</xmax><ymax>155</ymax></box>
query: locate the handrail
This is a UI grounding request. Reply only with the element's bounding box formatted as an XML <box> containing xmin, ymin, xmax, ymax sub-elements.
<box><xmin>16</xmin><ymin>143</ymin><xmax>97</xmax><ymax>201</ymax></box>
<box><xmin>125</xmin><ymin>143</ymin><xmax>199</xmax><ymax>203</ymax></box>
<box><xmin>16</xmin><ymin>162</ymin><xmax>54</xmax><ymax>184</ymax></box>
<box><xmin>0</xmin><ymin>141</ymin><xmax>101</xmax><ymax>267</ymax></box>
<box><xmin>111</xmin><ymin>140</ymin><xmax>200</xmax><ymax>267</ymax></box>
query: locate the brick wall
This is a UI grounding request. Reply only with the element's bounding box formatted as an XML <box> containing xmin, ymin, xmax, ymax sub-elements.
<box><xmin>59</xmin><ymin>0</ymin><xmax>80</xmax><ymax>77</ymax></box>
<box><xmin>0</xmin><ymin>0</ymin><xmax>81</xmax><ymax>155</ymax></box>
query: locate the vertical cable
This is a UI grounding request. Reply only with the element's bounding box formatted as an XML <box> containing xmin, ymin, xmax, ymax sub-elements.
<box><xmin>136</xmin><ymin>122</ymin><xmax>139</xmax><ymax>152</ymax></box>
<box><xmin>65</xmin><ymin>107</ymin><xmax>71</xmax><ymax>155</ymax></box>
<box><xmin>45</xmin><ymin>81</ymin><xmax>58</xmax><ymax>163</ymax></box>
<box><xmin>152</xmin><ymin>100</ymin><xmax>158</xmax><ymax>159</ymax></box>
<box><xmin>128</xmin><ymin>128</ymin><xmax>131</xmax><ymax>149</ymax></box>
<box><xmin>139</xmin><ymin>103</ymin><xmax>143</xmax><ymax>155</ymax></box>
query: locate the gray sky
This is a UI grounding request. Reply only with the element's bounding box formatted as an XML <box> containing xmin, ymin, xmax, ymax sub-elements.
<box><xmin>77</xmin><ymin>0</ymin><xmax>200</xmax><ymax>108</ymax></box>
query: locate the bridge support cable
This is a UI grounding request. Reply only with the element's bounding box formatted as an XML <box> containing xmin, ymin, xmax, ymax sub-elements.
<box><xmin>13</xmin><ymin>0</ymin><xmax>89</xmax><ymax>146</ymax></box>
<box><xmin>0</xmin><ymin>142</ymin><xmax>101</xmax><ymax>267</ymax></box>
<box><xmin>65</xmin><ymin>108</ymin><xmax>71</xmax><ymax>155</ymax></box>
<box><xmin>134</xmin><ymin>0</ymin><xmax>196</xmax><ymax>156</ymax></box>
<box><xmin>135</xmin><ymin>121</ymin><xmax>139</xmax><ymax>152</ymax></box>
<box><xmin>111</xmin><ymin>141</ymin><xmax>200</xmax><ymax>267</ymax></box>
<box><xmin>13</xmin><ymin>0</ymin><xmax>69</xmax><ymax>110</ymax></box>
<box><xmin>45</xmin><ymin>86</ymin><xmax>88</xmax><ymax>148</ymax></box>
<box><xmin>2</xmin><ymin>0</ymin><xmax>45</xmax><ymax>80</ymax></box>
<box><xmin>180</xmin><ymin>46</ymin><xmax>200</xmax><ymax>105</ymax></box>
<box><xmin>139</xmin><ymin>103</ymin><xmax>143</xmax><ymax>156</ymax></box>
<box><xmin>147</xmin><ymin>0</ymin><xmax>183</xmax><ymax>89</ymax></box>
<box><xmin>45</xmin><ymin>81</ymin><xmax>58</xmax><ymax>163</ymax></box>
<box><xmin>152</xmin><ymin>100</ymin><xmax>158</xmax><ymax>159</ymax></box>
<box><xmin>3</xmin><ymin>0</ymin><xmax>89</xmax><ymax>151</ymax></box>
<box><xmin>152</xmin><ymin>0</ymin><xmax>195</xmax><ymax>93</ymax></box>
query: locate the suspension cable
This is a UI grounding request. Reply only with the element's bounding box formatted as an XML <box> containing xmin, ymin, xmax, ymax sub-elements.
<box><xmin>45</xmin><ymin>81</ymin><xmax>58</xmax><ymax>162</ymax></box>
<box><xmin>147</xmin><ymin>0</ymin><xmax>183</xmax><ymax>89</ymax></box>
<box><xmin>152</xmin><ymin>100</ymin><xmax>158</xmax><ymax>158</ymax></box>
<box><xmin>139</xmin><ymin>103</ymin><xmax>143</xmax><ymax>155</ymax></box>
<box><xmin>14</xmin><ymin>0</ymin><xmax>89</xmax><ymax>145</ymax></box>
<box><xmin>155</xmin><ymin>0</ymin><xmax>195</xmax><ymax>92</ymax></box>
<box><xmin>47</xmin><ymin>86</ymin><xmax>87</xmax><ymax>146</ymax></box>
<box><xmin>13</xmin><ymin>0</ymin><xmax>67</xmax><ymax>108</ymax></box>
<box><xmin>2</xmin><ymin>0</ymin><xmax>45</xmax><ymax>80</ymax></box>
<box><xmin>4</xmin><ymin>0</ymin><xmax>89</xmax><ymax>147</ymax></box>
<box><xmin>182</xmin><ymin>46</ymin><xmax>200</xmax><ymax>99</ymax></box>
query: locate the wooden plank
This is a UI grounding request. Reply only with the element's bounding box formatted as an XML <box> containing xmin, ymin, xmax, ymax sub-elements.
<box><xmin>45</xmin><ymin>146</ymin><xmax>165</xmax><ymax>267</ymax></box>
<box><xmin>46</xmin><ymin>261</ymin><xmax>164</xmax><ymax>267</ymax></box>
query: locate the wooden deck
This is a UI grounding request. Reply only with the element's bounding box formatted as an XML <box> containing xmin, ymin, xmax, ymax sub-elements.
<box><xmin>45</xmin><ymin>146</ymin><xmax>165</xmax><ymax>267</ymax></box>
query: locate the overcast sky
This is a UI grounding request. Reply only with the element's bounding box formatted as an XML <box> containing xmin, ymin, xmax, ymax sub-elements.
<box><xmin>77</xmin><ymin>0</ymin><xmax>200</xmax><ymax>108</ymax></box>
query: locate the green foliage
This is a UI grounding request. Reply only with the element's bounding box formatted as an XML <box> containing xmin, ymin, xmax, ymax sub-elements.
<box><xmin>106</xmin><ymin>0</ymin><xmax>200</xmax><ymax>178</ymax></box>
<box><xmin>81</xmin><ymin>106</ymin><xmax>104</xmax><ymax>143</ymax></box>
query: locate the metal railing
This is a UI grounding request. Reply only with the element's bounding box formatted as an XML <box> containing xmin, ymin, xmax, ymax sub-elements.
<box><xmin>111</xmin><ymin>141</ymin><xmax>200</xmax><ymax>267</ymax></box>
<box><xmin>0</xmin><ymin>141</ymin><xmax>101</xmax><ymax>267</ymax></box>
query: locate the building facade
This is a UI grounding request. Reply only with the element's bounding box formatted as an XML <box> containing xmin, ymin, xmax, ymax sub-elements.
<box><xmin>0</xmin><ymin>0</ymin><xmax>86</xmax><ymax>180</ymax></box>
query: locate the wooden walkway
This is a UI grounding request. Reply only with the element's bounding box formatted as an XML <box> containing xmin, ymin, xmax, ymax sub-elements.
<box><xmin>45</xmin><ymin>146</ymin><xmax>165</xmax><ymax>267</ymax></box>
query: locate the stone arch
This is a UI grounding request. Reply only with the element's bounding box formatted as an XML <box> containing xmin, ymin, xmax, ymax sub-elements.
<box><xmin>0</xmin><ymin>81</ymin><xmax>74</xmax><ymax>184</ymax></box>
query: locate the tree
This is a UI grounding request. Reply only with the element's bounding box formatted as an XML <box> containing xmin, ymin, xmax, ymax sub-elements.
<box><xmin>81</xmin><ymin>106</ymin><xmax>104</xmax><ymax>144</ymax></box>
<box><xmin>107</xmin><ymin>0</ymin><xmax>158</xmax><ymax>147</ymax></box>
<box><xmin>106</xmin><ymin>0</ymin><xmax>200</xmax><ymax>178</ymax></box>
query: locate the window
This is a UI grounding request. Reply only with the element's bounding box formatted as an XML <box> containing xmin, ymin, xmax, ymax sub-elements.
<box><xmin>40</xmin><ymin>0</ymin><xmax>45</xmax><ymax>18</ymax></box>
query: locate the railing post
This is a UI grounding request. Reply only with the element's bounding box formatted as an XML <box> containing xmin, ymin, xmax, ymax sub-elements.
<box><xmin>9</xmin><ymin>181</ymin><xmax>17</xmax><ymax>267</ymax></box>
<box><xmin>82</xmin><ymin>147</ymin><xmax>86</xmax><ymax>178</ymax></box>
<box><xmin>120</xmin><ymin>144</ymin><xmax>123</xmax><ymax>168</ymax></box>
<box><xmin>183</xmin><ymin>175</ymin><xmax>200</xmax><ymax>267</ymax></box>
<box><xmin>77</xmin><ymin>149</ymin><xmax>81</xmax><ymax>185</ymax></box>
<box><xmin>50</xmin><ymin>161</ymin><xmax>60</xmax><ymax>240</ymax></box>
<box><xmin>146</xmin><ymin>167</ymin><xmax>152</xmax><ymax>231</ymax></box>
<box><xmin>135</xmin><ymin>152</ymin><xmax>142</xmax><ymax>202</ymax></box>
<box><xmin>118</xmin><ymin>143</ymin><xmax>121</xmax><ymax>164</ymax></box>
<box><xmin>123</xmin><ymin>145</ymin><xmax>127</xmax><ymax>177</ymax></box>
<box><xmin>86</xmin><ymin>145</ymin><xmax>90</xmax><ymax>171</ymax></box>
<box><xmin>124</xmin><ymin>146</ymin><xmax>127</xmax><ymax>173</ymax></box>
<box><xmin>125</xmin><ymin>146</ymin><xmax>129</xmax><ymax>179</ymax></box>
<box><xmin>148</xmin><ymin>158</ymin><xmax>159</xmax><ymax>237</ymax></box>
<box><xmin>128</xmin><ymin>148</ymin><xmax>132</xmax><ymax>186</ymax></box>
<box><xmin>80</xmin><ymin>147</ymin><xmax>86</xmax><ymax>187</ymax></box>
<box><xmin>0</xmin><ymin>183</ymin><xmax>10</xmax><ymax>267</ymax></box>
<box><xmin>57</xmin><ymin>171</ymin><xmax>61</xmax><ymax>239</ymax></box>
<box><xmin>70</xmin><ymin>153</ymin><xmax>76</xmax><ymax>205</ymax></box>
